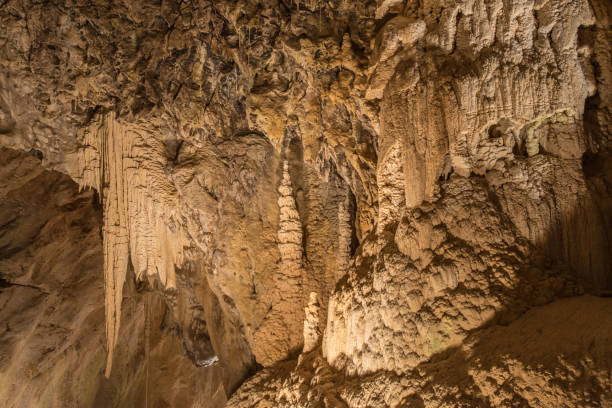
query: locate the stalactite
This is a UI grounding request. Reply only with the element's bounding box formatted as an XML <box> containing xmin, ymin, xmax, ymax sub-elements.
<box><xmin>77</xmin><ymin>112</ymin><xmax>185</xmax><ymax>377</ymax></box>
<box><xmin>100</xmin><ymin>112</ymin><xmax>130</xmax><ymax>378</ymax></box>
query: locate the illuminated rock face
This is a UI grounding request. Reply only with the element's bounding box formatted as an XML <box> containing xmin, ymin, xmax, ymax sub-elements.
<box><xmin>0</xmin><ymin>0</ymin><xmax>611</xmax><ymax>406</ymax></box>
<box><xmin>0</xmin><ymin>148</ymin><xmax>226</xmax><ymax>408</ymax></box>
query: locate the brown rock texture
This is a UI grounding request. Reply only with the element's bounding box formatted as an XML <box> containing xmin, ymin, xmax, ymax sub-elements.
<box><xmin>0</xmin><ymin>0</ymin><xmax>610</xmax><ymax>406</ymax></box>
<box><xmin>0</xmin><ymin>148</ymin><xmax>226</xmax><ymax>407</ymax></box>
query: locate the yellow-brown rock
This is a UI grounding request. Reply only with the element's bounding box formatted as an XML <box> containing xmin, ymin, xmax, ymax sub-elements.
<box><xmin>0</xmin><ymin>0</ymin><xmax>611</xmax><ymax>406</ymax></box>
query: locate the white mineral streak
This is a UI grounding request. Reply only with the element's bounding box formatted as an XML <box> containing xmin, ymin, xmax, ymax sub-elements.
<box><xmin>303</xmin><ymin>292</ymin><xmax>321</xmax><ymax>353</ymax></box>
<box><xmin>376</xmin><ymin>141</ymin><xmax>405</xmax><ymax>233</ymax></box>
<box><xmin>77</xmin><ymin>113</ymin><xmax>185</xmax><ymax>376</ymax></box>
<box><xmin>336</xmin><ymin>193</ymin><xmax>352</xmax><ymax>283</ymax></box>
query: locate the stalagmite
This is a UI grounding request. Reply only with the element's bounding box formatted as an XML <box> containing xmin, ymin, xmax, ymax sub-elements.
<box><xmin>251</xmin><ymin>160</ymin><xmax>307</xmax><ymax>365</ymax></box>
<box><xmin>277</xmin><ymin>161</ymin><xmax>304</xmax><ymax>268</ymax></box>
<box><xmin>336</xmin><ymin>193</ymin><xmax>352</xmax><ymax>283</ymax></box>
<box><xmin>303</xmin><ymin>292</ymin><xmax>321</xmax><ymax>353</ymax></box>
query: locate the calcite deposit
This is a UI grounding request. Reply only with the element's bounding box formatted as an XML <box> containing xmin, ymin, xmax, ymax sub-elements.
<box><xmin>0</xmin><ymin>0</ymin><xmax>610</xmax><ymax>407</ymax></box>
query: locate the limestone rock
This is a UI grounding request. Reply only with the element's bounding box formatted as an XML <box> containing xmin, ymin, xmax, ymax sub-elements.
<box><xmin>0</xmin><ymin>0</ymin><xmax>610</xmax><ymax>406</ymax></box>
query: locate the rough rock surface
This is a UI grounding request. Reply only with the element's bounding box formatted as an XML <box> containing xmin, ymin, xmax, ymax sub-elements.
<box><xmin>0</xmin><ymin>148</ymin><xmax>226</xmax><ymax>407</ymax></box>
<box><xmin>229</xmin><ymin>296</ymin><xmax>612</xmax><ymax>407</ymax></box>
<box><xmin>0</xmin><ymin>0</ymin><xmax>611</xmax><ymax>406</ymax></box>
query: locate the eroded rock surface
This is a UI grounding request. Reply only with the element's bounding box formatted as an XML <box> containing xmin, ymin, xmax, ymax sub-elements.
<box><xmin>0</xmin><ymin>0</ymin><xmax>611</xmax><ymax>406</ymax></box>
<box><xmin>230</xmin><ymin>296</ymin><xmax>612</xmax><ymax>407</ymax></box>
<box><xmin>0</xmin><ymin>148</ymin><xmax>226</xmax><ymax>407</ymax></box>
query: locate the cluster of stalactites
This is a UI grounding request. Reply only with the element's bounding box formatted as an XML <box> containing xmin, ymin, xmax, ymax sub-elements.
<box><xmin>76</xmin><ymin>112</ymin><xmax>182</xmax><ymax>377</ymax></box>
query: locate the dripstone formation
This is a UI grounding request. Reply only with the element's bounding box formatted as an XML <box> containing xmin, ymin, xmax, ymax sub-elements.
<box><xmin>0</xmin><ymin>0</ymin><xmax>611</xmax><ymax>407</ymax></box>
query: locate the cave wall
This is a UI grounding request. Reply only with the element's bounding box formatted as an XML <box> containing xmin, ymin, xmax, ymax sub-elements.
<box><xmin>0</xmin><ymin>148</ymin><xmax>226</xmax><ymax>407</ymax></box>
<box><xmin>0</xmin><ymin>0</ymin><xmax>611</xmax><ymax>406</ymax></box>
